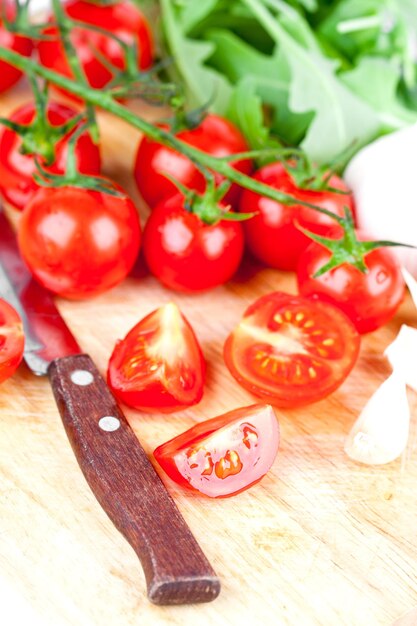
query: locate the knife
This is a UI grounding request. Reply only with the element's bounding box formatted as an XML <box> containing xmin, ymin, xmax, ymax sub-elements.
<box><xmin>0</xmin><ymin>208</ymin><xmax>220</xmax><ymax>605</ymax></box>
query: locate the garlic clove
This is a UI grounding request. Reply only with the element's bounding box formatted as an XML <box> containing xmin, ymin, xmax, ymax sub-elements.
<box><xmin>344</xmin><ymin>372</ymin><xmax>409</xmax><ymax>465</ymax></box>
<box><xmin>384</xmin><ymin>324</ymin><xmax>417</xmax><ymax>393</ymax></box>
<box><xmin>402</xmin><ymin>267</ymin><xmax>417</xmax><ymax>309</ymax></box>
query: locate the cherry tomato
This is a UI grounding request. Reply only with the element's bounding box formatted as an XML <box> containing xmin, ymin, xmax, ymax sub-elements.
<box><xmin>297</xmin><ymin>229</ymin><xmax>405</xmax><ymax>334</ymax></box>
<box><xmin>0</xmin><ymin>1</ymin><xmax>33</xmax><ymax>95</ymax></box>
<box><xmin>134</xmin><ymin>114</ymin><xmax>251</xmax><ymax>209</ymax></box>
<box><xmin>224</xmin><ymin>292</ymin><xmax>360</xmax><ymax>408</ymax></box>
<box><xmin>0</xmin><ymin>101</ymin><xmax>101</xmax><ymax>212</ymax></box>
<box><xmin>0</xmin><ymin>298</ymin><xmax>24</xmax><ymax>384</ymax></box>
<box><xmin>238</xmin><ymin>162</ymin><xmax>354</xmax><ymax>271</ymax></box>
<box><xmin>143</xmin><ymin>194</ymin><xmax>245</xmax><ymax>292</ymax></box>
<box><xmin>154</xmin><ymin>404</ymin><xmax>279</xmax><ymax>497</ymax></box>
<box><xmin>38</xmin><ymin>0</ymin><xmax>153</xmax><ymax>96</ymax></box>
<box><xmin>108</xmin><ymin>302</ymin><xmax>205</xmax><ymax>412</ymax></box>
<box><xmin>17</xmin><ymin>182</ymin><xmax>141</xmax><ymax>300</ymax></box>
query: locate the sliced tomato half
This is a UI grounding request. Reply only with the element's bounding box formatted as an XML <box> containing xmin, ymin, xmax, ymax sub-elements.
<box><xmin>154</xmin><ymin>404</ymin><xmax>279</xmax><ymax>498</ymax></box>
<box><xmin>107</xmin><ymin>302</ymin><xmax>205</xmax><ymax>412</ymax></box>
<box><xmin>0</xmin><ymin>298</ymin><xmax>24</xmax><ymax>384</ymax></box>
<box><xmin>224</xmin><ymin>292</ymin><xmax>360</xmax><ymax>408</ymax></box>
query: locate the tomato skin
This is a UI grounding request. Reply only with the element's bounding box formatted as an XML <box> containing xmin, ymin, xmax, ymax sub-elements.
<box><xmin>238</xmin><ymin>162</ymin><xmax>354</xmax><ymax>271</ymax></box>
<box><xmin>224</xmin><ymin>291</ymin><xmax>360</xmax><ymax>408</ymax></box>
<box><xmin>0</xmin><ymin>101</ymin><xmax>101</xmax><ymax>212</ymax></box>
<box><xmin>134</xmin><ymin>114</ymin><xmax>252</xmax><ymax>209</ymax></box>
<box><xmin>38</xmin><ymin>0</ymin><xmax>153</xmax><ymax>96</ymax></box>
<box><xmin>0</xmin><ymin>2</ymin><xmax>33</xmax><ymax>95</ymax></box>
<box><xmin>0</xmin><ymin>298</ymin><xmax>24</xmax><ymax>384</ymax></box>
<box><xmin>297</xmin><ymin>230</ymin><xmax>405</xmax><ymax>334</ymax></box>
<box><xmin>143</xmin><ymin>194</ymin><xmax>245</xmax><ymax>292</ymax></box>
<box><xmin>17</xmin><ymin>183</ymin><xmax>141</xmax><ymax>300</ymax></box>
<box><xmin>154</xmin><ymin>404</ymin><xmax>279</xmax><ymax>498</ymax></box>
<box><xmin>108</xmin><ymin>302</ymin><xmax>205</xmax><ymax>412</ymax></box>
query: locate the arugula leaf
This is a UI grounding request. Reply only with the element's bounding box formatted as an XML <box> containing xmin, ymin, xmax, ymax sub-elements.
<box><xmin>160</xmin><ymin>0</ymin><xmax>232</xmax><ymax>113</ymax></box>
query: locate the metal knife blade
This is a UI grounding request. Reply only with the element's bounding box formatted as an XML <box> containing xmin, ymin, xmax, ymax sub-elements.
<box><xmin>0</xmin><ymin>207</ymin><xmax>220</xmax><ymax>605</ymax></box>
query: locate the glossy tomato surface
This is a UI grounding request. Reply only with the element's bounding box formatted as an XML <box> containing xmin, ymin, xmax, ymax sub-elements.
<box><xmin>38</xmin><ymin>0</ymin><xmax>153</xmax><ymax>94</ymax></box>
<box><xmin>0</xmin><ymin>1</ymin><xmax>33</xmax><ymax>94</ymax></box>
<box><xmin>297</xmin><ymin>230</ymin><xmax>405</xmax><ymax>334</ymax></box>
<box><xmin>108</xmin><ymin>302</ymin><xmax>205</xmax><ymax>412</ymax></box>
<box><xmin>0</xmin><ymin>298</ymin><xmax>24</xmax><ymax>384</ymax></box>
<box><xmin>224</xmin><ymin>292</ymin><xmax>360</xmax><ymax>407</ymax></box>
<box><xmin>0</xmin><ymin>101</ymin><xmax>101</xmax><ymax>211</ymax></box>
<box><xmin>134</xmin><ymin>114</ymin><xmax>251</xmax><ymax>209</ymax></box>
<box><xmin>18</xmin><ymin>183</ymin><xmax>141</xmax><ymax>300</ymax></box>
<box><xmin>143</xmin><ymin>194</ymin><xmax>245</xmax><ymax>292</ymax></box>
<box><xmin>239</xmin><ymin>162</ymin><xmax>354</xmax><ymax>271</ymax></box>
<box><xmin>154</xmin><ymin>404</ymin><xmax>279</xmax><ymax>497</ymax></box>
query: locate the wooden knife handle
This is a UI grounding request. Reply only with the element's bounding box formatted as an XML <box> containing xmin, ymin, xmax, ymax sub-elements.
<box><xmin>48</xmin><ymin>353</ymin><xmax>220</xmax><ymax>605</ymax></box>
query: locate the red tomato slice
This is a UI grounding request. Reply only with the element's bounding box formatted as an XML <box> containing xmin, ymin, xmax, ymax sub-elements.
<box><xmin>0</xmin><ymin>298</ymin><xmax>24</xmax><ymax>384</ymax></box>
<box><xmin>224</xmin><ymin>292</ymin><xmax>360</xmax><ymax>408</ymax></box>
<box><xmin>107</xmin><ymin>302</ymin><xmax>205</xmax><ymax>412</ymax></box>
<box><xmin>154</xmin><ymin>404</ymin><xmax>279</xmax><ymax>498</ymax></box>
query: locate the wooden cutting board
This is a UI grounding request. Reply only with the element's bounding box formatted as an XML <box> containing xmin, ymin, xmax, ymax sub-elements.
<box><xmin>1</xmin><ymin>87</ymin><xmax>417</xmax><ymax>626</ymax></box>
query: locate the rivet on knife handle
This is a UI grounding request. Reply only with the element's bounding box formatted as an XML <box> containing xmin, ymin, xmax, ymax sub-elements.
<box><xmin>48</xmin><ymin>353</ymin><xmax>221</xmax><ymax>605</ymax></box>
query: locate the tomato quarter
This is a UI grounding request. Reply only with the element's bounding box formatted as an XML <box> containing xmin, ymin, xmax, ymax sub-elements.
<box><xmin>108</xmin><ymin>302</ymin><xmax>205</xmax><ymax>412</ymax></box>
<box><xmin>297</xmin><ymin>229</ymin><xmax>405</xmax><ymax>334</ymax></box>
<box><xmin>154</xmin><ymin>404</ymin><xmax>279</xmax><ymax>497</ymax></box>
<box><xmin>0</xmin><ymin>101</ymin><xmax>101</xmax><ymax>211</ymax></box>
<box><xmin>224</xmin><ymin>292</ymin><xmax>360</xmax><ymax>407</ymax></box>
<box><xmin>134</xmin><ymin>114</ymin><xmax>251</xmax><ymax>209</ymax></box>
<box><xmin>238</xmin><ymin>162</ymin><xmax>354</xmax><ymax>271</ymax></box>
<box><xmin>0</xmin><ymin>298</ymin><xmax>24</xmax><ymax>385</ymax></box>
<box><xmin>17</xmin><ymin>182</ymin><xmax>141</xmax><ymax>300</ymax></box>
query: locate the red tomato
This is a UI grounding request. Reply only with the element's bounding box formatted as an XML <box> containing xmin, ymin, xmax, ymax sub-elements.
<box><xmin>0</xmin><ymin>101</ymin><xmax>101</xmax><ymax>211</ymax></box>
<box><xmin>17</xmin><ymin>182</ymin><xmax>141</xmax><ymax>300</ymax></box>
<box><xmin>239</xmin><ymin>162</ymin><xmax>354</xmax><ymax>271</ymax></box>
<box><xmin>38</xmin><ymin>0</ymin><xmax>153</xmax><ymax>96</ymax></box>
<box><xmin>108</xmin><ymin>302</ymin><xmax>205</xmax><ymax>412</ymax></box>
<box><xmin>134</xmin><ymin>114</ymin><xmax>251</xmax><ymax>209</ymax></box>
<box><xmin>0</xmin><ymin>1</ymin><xmax>33</xmax><ymax>95</ymax></box>
<box><xmin>143</xmin><ymin>193</ymin><xmax>245</xmax><ymax>292</ymax></box>
<box><xmin>297</xmin><ymin>229</ymin><xmax>405</xmax><ymax>334</ymax></box>
<box><xmin>224</xmin><ymin>292</ymin><xmax>360</xmax><ymax>407</ymax></box>
<box><xmin>154</xmin><ymin>404</ymin><xmax>279</xmax><ymax>497</ymax></box>
<box><xmin>0</xmin><ymin>298</ymin><xmax>24</xmax><ymax>384</ymax></box>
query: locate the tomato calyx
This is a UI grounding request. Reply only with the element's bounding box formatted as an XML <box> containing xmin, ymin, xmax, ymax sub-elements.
<box><xmin>298</xmin><ymin>206</ymin><xmax>411</xmax><ymax>277</ymax></box>
<box><xmin>1</xmin><ymin>0</ymin><xmax>46</xmax><ymax>39</ymax></box>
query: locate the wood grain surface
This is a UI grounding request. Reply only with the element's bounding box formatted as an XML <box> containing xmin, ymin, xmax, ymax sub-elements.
<box><xmin>1</xmin><ymin>86</ymin><xmax>417</xmax><ymax>626</ymax></box>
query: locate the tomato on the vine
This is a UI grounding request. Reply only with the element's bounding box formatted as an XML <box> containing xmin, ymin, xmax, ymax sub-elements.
<box><xmin>17</xmin><ymin>182</ymin><xmax>141</xmax><ymax>300</ymax></box>
<box><xmin>134</xmin><ymin>114</ymin><xmax>251</xmax><ymax>209</ymax></box>
<box><xmin>238</xmin><ymin>162</ymin><xmax>354</xmax><ymax>271</ymax></box>
<box><xmin>108</xmin><ymin>302</ymin><xmax>205</xmax><ymax>412</ymax></box>
<box><xmin>224</xmin><ymin>292</ymin><xmax>360</xmax><ymax>408</ymax></box>
<box><xmin>0</xmin><ymin>298</ymin><xmax>24</xmax><ymax>384</ymax></box>
<box><xmin>0</xmin><ymin>1</ymin><xmax>33</xmax><ymax>95</ymax></box>
<box><xmin>0</xmin><ymin>101</ymin><xmax>101</xmax><ymax>211</ymax></box>
<box><xmin>297</xmin><ymin>228</ymin><xmax>405</xmax><ymax>334</ymax></box>
<box><xmin>143</xmin><ymin>193</ymin><xmax>245</xmax><ymax>292</ymax></box>
<box><xmin>154</xmin><ymin>404</ymin><xmax>279</xmax><ymax>498</ymax></box>
<box><xmin>38</xmin><ymin>0</ymin><xmax>153</xmax><ymax>95</ymax></box>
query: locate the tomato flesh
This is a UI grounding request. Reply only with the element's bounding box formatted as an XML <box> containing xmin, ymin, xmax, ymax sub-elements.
<box><xmin>0</xmin><ymin>299</ymin><xmax>24</xmax><ymax>384</ymax></box>
<box><xmin>297</xmin><ymin>230</ymin><xmax>405</xmax><ymax>334</ymax></box>
<box><xmin>154</xmin><ymin>404</ymin><xmax>279</xmax><ymax>497</ymax></box>
<box><xmin>224</xmin><ymin>292</ymin><xmax>360</xmax><ymax>407</ymax></box>
<box><xmin>0</xmin><ymin>101</ymin><xmax>101</xmax><ymax>211</ymax></box>
<box><xmin>108</xmin><ymin>302</ymin><xmax>205</xmax><ymax>412</ymax></box>
<box><xmin>238</xmin><ymin>162</ymin><xmax>354</xmax><ymax>271</ymax></box>
<box><xmin>17</xmin><ymin>183</ymin><xmax>141</xmax><ymax>300</ymax></box>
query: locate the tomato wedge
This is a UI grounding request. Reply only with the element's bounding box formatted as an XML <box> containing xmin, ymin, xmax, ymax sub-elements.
<box><xmin>0</xmin><ymin>298</ymin><xmax>24</xmax><ymax>384</ymax></box>
<box><xmin>107</xmin><ymin>302</ymin><xmax>205</xmax><ymax>412</ymax></box>
<box><xmin>154</xmin><ymin>404</ymin><xmax>279</xmax><ymax>498</ymax></box>
<box><xmin>224</xmin><ymin>292</ymin><xmax>360</xmax><ymax>408</ymax></box>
